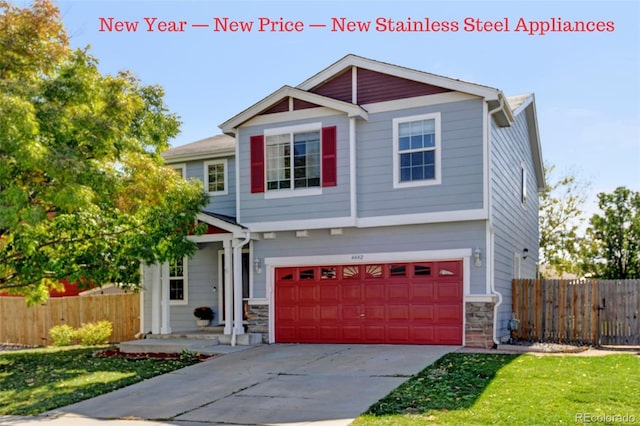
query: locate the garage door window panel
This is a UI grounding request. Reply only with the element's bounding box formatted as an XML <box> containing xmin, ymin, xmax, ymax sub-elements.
<box><xmin>321</xmin><ymin>267</ymin><xmax>337</xmax><ymax>280</ymax></box>
<box><xmin>300</xmin><ymin>268</ymin><xmax>315</xmax><ymax>280</ymax></box>
<box><xmin>389</xmin><ymin>264</ymin><xmax>407</xmax><ymax>277</ymax></box>
<box><xmin>414</xmin><ymin>264</ymin><xmax>432</xmax><ymax>276</ymax></box>
<box><xmin>277</xmin><ymin>269</ymin><xmax>294</xmax><ymax>281</ymax></box>
<box><xmin>364</xmin><ymin>264</ymin><xmax>383</xmax><ymax>279</ymax></box>
<box><xmin>342</xmin><ymin>266</ymin><xmax>360</xmax><ymax>280</ymax></box>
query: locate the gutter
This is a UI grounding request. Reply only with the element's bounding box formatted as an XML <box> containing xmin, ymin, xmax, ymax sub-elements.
<box><xmin>487</xmin><ymin>95</ymin><xmax>505</xmax><ymax>347</ymax></box>
<box><xmin>231</xmin><ymin>230</ymin><xmax>251</xmax><ymax>346</ymax></box>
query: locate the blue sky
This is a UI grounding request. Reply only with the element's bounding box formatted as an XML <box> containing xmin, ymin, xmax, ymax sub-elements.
<box><xmin>49</xmin><ymin>0</ymin><xmax>640</xmax><ymax>214</ymax></box>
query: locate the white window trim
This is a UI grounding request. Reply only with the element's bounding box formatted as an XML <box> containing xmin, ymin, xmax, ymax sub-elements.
<box><xmin>263</xmin><ymin>122</ymin><xmax>323</xmax><ymax>198</ymax></box>
<box><xmin>265</xmin><ymin>187</ymin><xmax>322</xmax><ymax>199</ymax></box>
<box><xmin>513</xmin><ymin>253</ymin><xmax>522</xmax><ymax>279</ymax></box>
<box><xmin>204</xmin><ymin>159</ymin><xmax>228</xmax><ymax>196</ymax></box>
<box><xmin>392</xmin><ymin>112</ymin><xmax>442</xmax><ymax>188</ymax></box>
<box><xmin>169</xmin><ymin>257</ymin><xmax>188</xmax><ymax>306</ymax></box>
<box><xmin>170</xmin><ymin>163</ymin><xmax>186</xmax><ymax>179</ymax></box>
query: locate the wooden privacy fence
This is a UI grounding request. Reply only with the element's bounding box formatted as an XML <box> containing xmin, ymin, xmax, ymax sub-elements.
<box><xmin>512</xmin><ymin>279</ymin><xmax>640</xmax><ymax>346</ymax></box>
<box><xmin>0</xmin><ymin>293</ymin><xmax>140</xmax><ymax>346</ymax></box>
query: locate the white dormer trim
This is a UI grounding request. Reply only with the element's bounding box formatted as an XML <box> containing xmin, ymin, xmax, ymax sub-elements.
<box><xmin>220</xmin><ymin>86</ymin><xmax>368</xmax><ymax>134</ymax></box>
<box><xmin>242</xmin><ymin>107</ymin><xmax>343</xmax><ymax>128</ymax></box>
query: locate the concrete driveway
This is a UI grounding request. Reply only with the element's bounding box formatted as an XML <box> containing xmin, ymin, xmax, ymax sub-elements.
<box><xmin>2</xmin><ymin>344</ymin><xmax>457</xmax><ymax>426</ymax></box>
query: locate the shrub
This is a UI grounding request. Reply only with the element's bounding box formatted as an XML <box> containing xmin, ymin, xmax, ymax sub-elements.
<box><xmin>49</xmin><ymin>324</ymin><xmax>77</xmax><ymax>346</ymax></box>
<box><xmin>75</xmin><ymin>321</ymin><xmax>113</xmax><ymax>345</ymax></box>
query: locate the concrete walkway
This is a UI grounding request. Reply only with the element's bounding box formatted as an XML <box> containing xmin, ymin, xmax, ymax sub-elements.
<box><xmin>1</xmin><ymin>344</ymin><xmax>457</xmax><ymax>426</ymax></box>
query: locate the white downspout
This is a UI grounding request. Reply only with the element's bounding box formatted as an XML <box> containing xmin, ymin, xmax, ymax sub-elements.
<box><xmin>349</xmin><ymin>117</ymin><xmax>357</xmax><ymax>221</ymax></box>
<box><xmin>350</xmin><ymin>66</ymin><xmax>358</xmax><ymax>224</ymax></box>
<box><xmin>488</xmin><ymin>95</ymin><xmax>505</xmax><ymax>346</ymax></box>
<box><xmin>231</xmin><ymin>231</ymin><xmax>251</xmax><ymax>346</ymax></box>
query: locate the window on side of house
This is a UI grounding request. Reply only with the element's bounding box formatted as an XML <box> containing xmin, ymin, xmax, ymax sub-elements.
<box><xmin>393</xmin><ymin>112</ymin><xmax>441</xmax><ymax>188</ymax></box>
<box><xmin>204</xmin><ymin>159</ymin><xmax>227</xmax><ymax>196</ymax></box>
<box><xmin>521</xmin><ymin>162</ymin><xmax>528</xmax><ymax>206</ymax></box>
<box><xmin>169</xmin><ymin>257</ymin><xmax>188</xmax><ymax>305</ymax></box>
<box><xmin>170</xmin><ymin>163</ymin><xmax>186</xmax><ymax>179</ymax></box>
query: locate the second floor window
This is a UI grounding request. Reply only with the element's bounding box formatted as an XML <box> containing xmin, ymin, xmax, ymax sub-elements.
<box><xmin>250</xmin><ymin>124</ymin><xmax>336</xmax><ymax>195</ymax></box>
<box><xmin>204</xmin><ymin>159</ymin><xmax>227</xmax><ymax>195</ymax></box>
<box><xmin>266</xmin><ymin>131</ymin><xmax>320</xmax><ymax>191</ymax></box>
<box><xmin>393</xmin><ymin>112</ymin><xmax>441</xmax><ymax>188</ymax></box>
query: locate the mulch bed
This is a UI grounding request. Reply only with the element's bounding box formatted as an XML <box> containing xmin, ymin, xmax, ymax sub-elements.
<box><xmin>93</xmin><ymin>348</ymin><xmax>214</xmax><ymax>361</ymax></box>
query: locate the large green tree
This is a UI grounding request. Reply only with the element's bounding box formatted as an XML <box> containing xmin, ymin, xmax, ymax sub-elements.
<box><xmin>581</xmin><ymin>187</ymin><xmax>640</xmax><ymax>279</ymax></box>
<box><xmin>538</xmin><ymin>164</ymin><xmax>589</xmax><ymax>277</ymax></box>
<box><xmin>0</xmin><ymin>0</ymin><xmax>207</xmax><ymax>303</ymax></box>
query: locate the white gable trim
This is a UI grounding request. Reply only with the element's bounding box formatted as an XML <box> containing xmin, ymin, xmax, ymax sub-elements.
<box><xmin>508</xmin><ymin>94</ymin><xmax>544</xmax><ymax>191</ymax></box>
<box><xmin>363</xmin><ymin>92</ymin><xmax>480</xmax><ymax>114</ymax></box>
<box><xmin>194</xmin><ymin>213</ymin><xmax>246</xmax><ymax>238</ymax></box>
<box><xmin>164</xmin><ymin>150</ymin><xmax>233</xmax><ymax>163</ymax></box>
<box><xmin>220</xmin><ymin>85</ymin><xmax>368</xmax><ymax>134</ymax></box>
<box><xmin>298</xmin><ymin>54</ymin><xmax>500</xmax><ymax>100</ymax></box>
<box><xmin>242</xmin><ymin>107</ymin><xmax>344</xmax><ymax>128</ymax></box>
<box><xmin>524</xmin><ymin>99</ymin><xmax>545</xmax><ymax>191</ymax></box>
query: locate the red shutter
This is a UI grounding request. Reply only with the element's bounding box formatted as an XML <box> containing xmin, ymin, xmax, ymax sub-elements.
<box><xmin>250</xmin><ymin>135</ymin><xmax>265</xmax><ymax>193</ymax></box>
<box><xmin>321</xmin><ymin>126</ymin><xmax>337</xmax><ymax>187</ymax></box>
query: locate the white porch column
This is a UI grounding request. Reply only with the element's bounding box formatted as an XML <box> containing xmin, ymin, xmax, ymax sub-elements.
<box><xmin>233</xmin><ymin>238</ymin><xmax>248</xmax><ymax>338</ymax></box>
<box><xmin>160</xmin><ymin>261</ymin><xmax>171</xmax><ymax>334</ymax></box>
<box><xmin>151</xmin><ymin>263</ymin><xmax>161</xmax><ymax>334</ymax></box>
<box><xmin>223</xmin><ymin>238</ymin><xmax>233</xmax><ymax>335</ymax></box>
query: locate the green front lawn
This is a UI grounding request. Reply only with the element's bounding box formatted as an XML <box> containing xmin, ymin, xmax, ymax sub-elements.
<box><xmin>354</xmin><ymin>352</ymin><xmax>640</xmax><ymax>425</ymax></box>
<box><xmin>0</xmin><ymin>347</ymin><xmax>202</xmax><ymax>415</ymax></box>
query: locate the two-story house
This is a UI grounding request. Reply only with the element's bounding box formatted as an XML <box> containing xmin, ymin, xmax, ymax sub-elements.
<box><xmin>140</xmin><ymin>54</ymin><xmax>544</xmax><ymax>348</ymax></box>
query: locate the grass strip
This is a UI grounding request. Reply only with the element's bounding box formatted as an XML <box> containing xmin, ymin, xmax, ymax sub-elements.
<box><xmin>0</xmin><ymin>346</ymin><xmax>202</xmax><ymax>415</ymax></box>
<box><xmin>355</xmin><ymin>352</ymin><xmax>640</xmax><ymax>425</ymax></box>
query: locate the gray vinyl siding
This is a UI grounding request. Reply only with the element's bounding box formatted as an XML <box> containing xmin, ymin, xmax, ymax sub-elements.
<box><xmin>250</xmin><ymin>221</ymin><xmax>487</xmax><ymax>298</ymax></box>
<box><xmin>358</xmin><ymin>99</ymin><xmax>484</xmax><ymax>217</ymax></box>
<box><xmin>490</xmin><ymin>108</ymin><xmax>540</xmax><ymax>341</ymax></box>
<box><xmin>184</xmin><ymin>157</ymin><xmax>236</xmax><ymax>217</ymax></box>
<box><xmin>169</xmin><ymin>243</ymin><xmax>220</xmax><ymax>332</ymax></box>
<box><xmin>238</xmin><ymin>114</ymin><xmax>351</xmax><ymax>224</ymax></box>
<box><xmin>236</xmin><ymin>100</ymin><xmax>484</xmax><ymax>225</ymax></box>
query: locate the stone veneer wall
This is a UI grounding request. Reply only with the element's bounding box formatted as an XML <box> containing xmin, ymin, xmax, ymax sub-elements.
<box><xmin>246</xmin><ymin>304</ymin><xmax>269</xmax><ymax>343</ymax></box>
<box><xmin>465</xmin><ymin>301</ymin><xmax>495</xmax><ymax>348</ymax></box>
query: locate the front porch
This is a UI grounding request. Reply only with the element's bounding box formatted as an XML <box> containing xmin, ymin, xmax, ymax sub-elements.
<box><xmin>120</xmin><ymin>326</ymin><xmax>262</xmax><ymax>355</ymax></box>
<box><xmin>141</xmin><ymin>211</ymin><xmax>256</xmax><ymax>347</ymax></box>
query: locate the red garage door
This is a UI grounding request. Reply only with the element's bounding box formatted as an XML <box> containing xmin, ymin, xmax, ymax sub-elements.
<box><xmin>275</xmin><ymin>261</ymin><xmax>462</xmax><ymax>344</ymax></box>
